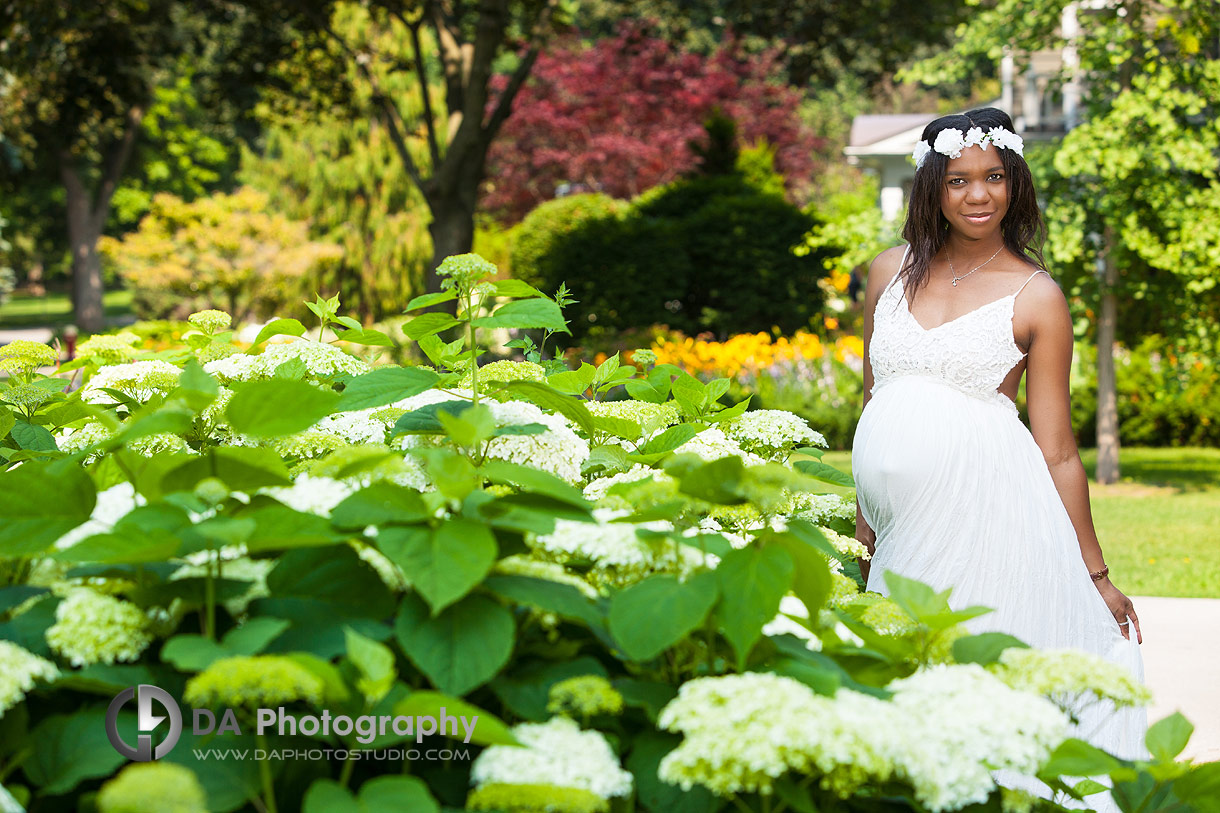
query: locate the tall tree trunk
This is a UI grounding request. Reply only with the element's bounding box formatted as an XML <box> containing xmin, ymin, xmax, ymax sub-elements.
<box><xmin>57</xmin><ymin>107</ymin><xmax>143</xmax><ymax>334</ymax></box>
<box><xmin>61</xmin><ymin>162</ymin><xmax>106</xmax><ymax>333</ymax></box>
<box><xmin>1095</xmin><ymin>236</ymin><xmax>1121</xmax><ymax>484</ymax></box>
<box><xmin>425</xmin><ymin>152</ymin><xmax>484</xmax><ymax>295</ymax></box>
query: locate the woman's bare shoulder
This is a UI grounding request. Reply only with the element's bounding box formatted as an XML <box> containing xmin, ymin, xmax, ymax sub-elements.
<box><xmin>866</xmin><ymin>245</ymin><xmax>908</xmax><ymax>298</ymax></box>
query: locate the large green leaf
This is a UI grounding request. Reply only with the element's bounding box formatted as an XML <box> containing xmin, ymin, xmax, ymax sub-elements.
<box><xmin>331</xmin><ymin>483</ymin><xmax>431</xmax><ymax>529</ymax></box>
<box><xmin>772</xmin><ymin>529</ymin><xmax>834</xmax><ymax>616</ymax></box>
<box><xmin>403</xmin><ymin>312</ymin><xmax>461</xmax><ymax>340</ymax></box>
<box><xmin>1039</xmin><ymin>738</ymin><xmax>1123</xmax><ymax>779</ymax></box>
<box><xmin>472</xmin><ymin>298</ymin><xmax>567</xmax><ymax>331</ymax></box>
<box><xmin>303</xmin><ymin>776</ymin><xmax>439</xmax><ymax>813</ymax></box>
<box><xmin>405</xmin><ymin>290</ymin><xmax>458</xmax><ymax>311</ymax></box>
<box><xmin>640</xmin><ymin>424</ymin><xmax>699</xmax><ymax>455</ymax></box>
<box><xmin>394</xmin><ymin>592</ymin><xmax>515</xmax><ymax>696</ymax></box>
<box><xmin>11</xmin><ymin>420</ymin><xmax>57</xmax><ymax>451</ymax></box>
<box><xmin>0</xmin><ymin>460</ymin><xmax>96</xmax><ymax>557</ymax></box>
<box><xmin>678</xmin><ymin>455</ymin><xmax>750</xmax><ymax>505</ymax></box>
<box><xmin>884</xmin><ymin>571</ymin><xmax>993</xmax><ymax>630</ymax></box>
<box><xmin>1146</xmin><ymin>712</ymin><xmax>1193</xmax><ymax>762</ymax></box>
<box><xmin>377</xmin><ymin>521</ymin><xmax>496</xmax><ymax>614</ymax></box>
<box><xmin>345</xmin><ymin>627</ymin><xmax>397</xmax><ymax>705</ymax></box>
<box><xmin>794</xmin><ymin>459</ymin><xmax>856</xmax><ymax>487</ymax></box>
<box><xmin>392</xmin><ymin>691</ymin><xmax>518</xmax><ymax>746</ymax></box>
<box><xmin>165</xmin><ymin>732</ymin><xmax>260</xmax><ymax>813</ymax></box>
<box><xmin>493</xmin><ymin>380</ymin><xmax>596</xmax><ymax>437</ymax></box>
<box><xmin>54</xmin><ymin>503</ymin><xmax>192</xmax><ymax>564</ymax></box>
<box><xmin>609</xmin><ymin>573</ymin><xmax>719</xmax><ymax>661</ymax></box>
<box><xmin>628</xmin><ymin>732</ymin><xmax>717</xmax><ymax>813</ymax></box>
<box><xmin>952</xmin><ymin>632</ymin><xmax>1030</xmax><ymax>665</ymax></box>
<box><xmin>225</xmin><ymin>379</ymin><xmax>341</xmax><ymax>437</ymax></box>
<box><xmin>161</xmin><ymin>447</ymin><xmax>292</xmax><ymax>494</ymax></box>
<box><xmin>240</xmin><ymin>505</ymin><xmax>344</xmax><ymax>553</ymax></box>
<box><xmin>336</xmin><ymin>367</ymin><xmax>439</xmax><ymax>412</ymax></box>
<box><xmin>491</xmin><ymin>279</ymin><xmax>545</xmax><ymax>299</ymax></box>
<box><xmin>714</xmin><ymin>545</ymin><xmax>795</xmax><ymax>667</ymax></box>
<box><xmin>483</xmin><ymin>574</ymin><xmax>606</xmax><ymax>633</ymax></box>
<box><xmin>546</xmin><ymin>362</ymin><xmax>597</xmax><ymax>396</ymax></box>
<box><xmin>1173</xmin><ymin>762</ymin><xmax>1220</xmax><ymax>813</ymax></box>
<box><xmin>479</xmin><ymin>459</ymin><xmax>590</xmax><ymax>508</ymax></box>
<box><xmin>24</xmin><ymin>708</ymin><xmax>127</xmax><ymax>794</ymax></box>
<box><xmin>252</xmin><ymin>318</ymin><xmax>307</xmax><ymax>345</ymax></box>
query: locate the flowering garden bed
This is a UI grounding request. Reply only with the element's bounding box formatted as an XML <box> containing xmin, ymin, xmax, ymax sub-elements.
<box><xmin>0</xmin><ymin>254</ymin><xmax>1216</xmax><ymax>813</ymax></box>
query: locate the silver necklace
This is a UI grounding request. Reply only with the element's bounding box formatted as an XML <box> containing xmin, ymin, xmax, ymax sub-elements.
<box><xmin>946</xmin><ymin>246</ymin><xmax>1004</xmax><ymax>287</ymax></box>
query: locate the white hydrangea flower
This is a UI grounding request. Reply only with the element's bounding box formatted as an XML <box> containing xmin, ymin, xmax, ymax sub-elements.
<box><xmin>722</xmin><ymin>409</ymin><xmax>826</xmax><ymax>459</ymax></box>
<box><xmin>964</xmin><ymin>126</ymin><xmax>987</xmax><ymax>149</ymax></box>
<box><xmin>470</xmin><ymin>716</ymin><xmax>633</xmax><ymax>800</ymax></box>
<box><xmin>56</xmin><ymin>420</ymin><xmax>113</xmax><ymax>460</ymax></box>
<box><xmin>675</xmin><ymin>427</ymin><xmax>765</xmax><ymax>466</ymax></box>
<box><xmin>582</xmin><ymin>464</ymin><xmax>671</xmax><ymax>504</ymax></box>
<box><xmin>261</xmin><ymin>341</ymin><xmax>369</xmax><ymax>379</ymax></box>
<box><xmin>886</xmin><ymin>664</ymin><xmax>1069</xmax><ymax>811</ymax></box>
<box><xmin>202</xmin><ymin>352</ymin><xmax>264</xmax><ymax>383</ymax></box>
<box><xmin>529</xmin><ymin>509</ymin><xmax>706</xmax><ymax>588</ymax></box>
<box><xmin>259</xmin><ymin>475</ymin><xmax>356</xmax><ymax>518</ymax></box>
<box><xmin>482</xmin><ymin>399</ymin><xmax>589</xmax><ymax>484</ymax></box>
<box><xmin>788</xmin><ymin>493</ymin><xmax>856</xmax><ymax>525</ymax></box>
<box><xmin>990</xmin><ymin>648</ymin><xmax>1151</xmax><ymax>709</ymax></box>
<box><xmin>128</xmin><ymin>432</ymin><xmax>193</xmax><ymax>458</ymax></box>
<box><xmin>46</xmin><ymin>588</ymin><xmax>154</xmax><ymax>667</ymax></box>
<box><xmin>658</xmin><ymin>673</ymin><xmax>896</xmax><ymax>797</ymax></box>
<box><xmin>203</xmin><ymin>340</ymin><xmax>368</xmax><ymax>383</ymax></box>
<box><xmin>82</xmin><ymin>360</ymin><xmax>182</xmax><ymax>405</ymax></box>
<box><xmin>586</xmin><ymin>399</ymin><xmax>682</xmax><ymax>436</ymax></box>
<box><xmin>312</xmin><ymin>409</ymin><xmax>391</xmax><ymax>445</ymax></box>
<box><xmin>55</xmin><ymin>482</ymin><xmax>145</xmax><ymax>550</ymax></box>
<box><xmin>0</xmin><ymin>640</ymin><xmax>61</xmax><ymax>716</ymax></box>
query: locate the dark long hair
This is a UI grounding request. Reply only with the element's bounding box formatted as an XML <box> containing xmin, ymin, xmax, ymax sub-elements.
<box><xmin>899</xmin><ymin>107</ymin><xmax>1047</xmax><ymax>294</ymax></box>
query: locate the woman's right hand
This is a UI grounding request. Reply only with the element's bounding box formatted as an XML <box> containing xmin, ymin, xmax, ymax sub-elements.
<box><xmin>855</xmin><ymin>505</ymin><xmax>875</xmax><ymax>584</ymax></box>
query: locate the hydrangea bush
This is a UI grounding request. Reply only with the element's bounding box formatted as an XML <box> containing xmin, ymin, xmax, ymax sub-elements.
<box><xmin>0</xmin><ymin>254</ymin><xmax>1214</xmax><ymax>813</ymax></box>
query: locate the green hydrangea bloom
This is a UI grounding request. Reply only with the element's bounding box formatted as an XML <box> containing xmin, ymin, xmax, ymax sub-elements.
<box><xmin>1000</xmin><ymin>787</ymin><xmax>1037</xmax><ymax>813</ymax></box>
<box><xmin>45</xmin><ymin>588</ymin><xmax>153</xmax><ymax>667</ymax></box>
<box><xmin>586</xmin><ymin>399</ymin><xmax>681</xmax><ymax>435</ymax></box>
<box><xmin>76</xmin><ymin>332</ymin><xmax>141</xmax><ymax>363</ymax></box>
<box><xmin>97</xmin><ymin>762</ymin><xmax>208</xmax><ymax>813</ymax></box>
<box><xmin>272</xmin><ymin>431</ymin><xmax>348</xmax><ymax>459</ymax></box>
<box><xmin>466</xmin><ymin>783</ymin><xmax>608</xmax><ymax>813</ymax></box>
<box><xmin>437</xmin><ymin>252</ymin><xmax>497</xmax><ymax>292</ymax></box>
<box><xmin>924</xmin><ymin>624</ymin><xmax>970</xmax><ymax>665</ymax></box>
<box><xmin>827</xmin><ymin>571</ymin><xmax>862</xmax><ymax>608</ymax></box>
<box><xmin>0</xmin><ymin>641</ymin><xmax>60</xmax><ymax>717</ymax></box>
<box><xmin>0</xmin><ymin>339</ymin><xmax>58</xmax><ymax>374</ymax></box>
<box><xmin>856</xmin><ymin>595</ymin><xmax>919</xmax><ymax>637</ymax></box>
<box><xmin>989</xmin><ymin>648</ymin><xmax>1152</xmax><ymax>708</ymax></box>
<box><xmin>188</xmin><ymin>309</ymin><xmax>232</xmax><ymax>334</ymax></box>
<box><xmin>129</xmin><ymin>432</ymin><xmax>192</xmax><ymax>458</ymax></box>
<box><xmin>464</xmin><ymin>359</ymin><xmax>546</xmax><ymax>391</ymax></box>
<box><xmin>3</xmin><ymin>383</ymin><xmax>55</xmax><ymax>410</ymax></box>
<box><xmin>547</xmin><ymin>675</ymin><xmax>624</xmax><ymax>718</ymax></box>
<box><xmin>185</xmin><ymin>655</ymin><xmax>324</xmax><ymax>709</ymax></box>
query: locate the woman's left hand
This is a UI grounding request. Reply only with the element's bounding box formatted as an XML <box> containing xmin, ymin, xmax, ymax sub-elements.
<box><xmin>1096</xmin><ymin>579</ymin><xmax>1142</xmax><ymax>643</ymax></box>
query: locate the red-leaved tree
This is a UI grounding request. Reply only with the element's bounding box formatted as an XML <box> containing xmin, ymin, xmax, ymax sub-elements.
<box><xmin>482</xmin><ymin>23</ymin><xmax>823</xmax><ymax>222</ymax></box>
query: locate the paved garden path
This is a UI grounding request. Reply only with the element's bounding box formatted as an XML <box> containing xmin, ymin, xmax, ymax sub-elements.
<box><xmin>1135</xmin><ymin>596</ymin><xmax>1220</xmax><ymax>762</ymax></box>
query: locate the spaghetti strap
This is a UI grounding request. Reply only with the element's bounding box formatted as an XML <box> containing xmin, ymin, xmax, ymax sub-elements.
<box><xmin>1014</xmin><ymin>269</ymin><xmax>1047</xmax><ymax>298</ymax></box>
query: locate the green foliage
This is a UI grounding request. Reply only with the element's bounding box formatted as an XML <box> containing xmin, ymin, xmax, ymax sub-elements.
<box><xmin>99</xmin><ymin>187</ymin><xmax>343</xmax><ymax>323</ymax></box>
<box><xmin>513</xmin><ymin>167</ymin><xmax>831</xmax><ymax>341</ymax></box>
<box><xmin>0</xmin><ymin>257</ymin><xmax>1214</xmax><ymax>813</ymax></box>
<box><xmin>1069</xmin><ymin>336</ymin><xmax>1220</xmax><ymax>447</ymax></box>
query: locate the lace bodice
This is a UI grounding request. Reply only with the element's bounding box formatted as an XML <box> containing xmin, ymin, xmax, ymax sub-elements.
<box><xmin>870</xmin><ymin>269</ymin><xmax>1043</xmax><ymax>411</ymax></box>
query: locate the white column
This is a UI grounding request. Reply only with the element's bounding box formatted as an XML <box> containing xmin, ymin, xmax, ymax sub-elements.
<box><xmin>1001</xmin><ymin>50</ymin><xmax>1014</xmax><ymax>114</ymax></box>
<box><xmin>1062</xmin><ymin>3</ymin><xmax>1081</xmax><ymax>130</ymax></box>
<box><xmin>880</xmin><ymin>186</ymin><xmax>905</xmax><ymax>222</ymax></box>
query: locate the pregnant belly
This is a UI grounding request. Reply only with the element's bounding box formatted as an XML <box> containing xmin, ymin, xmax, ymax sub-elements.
<box><xmin>852</xmin><ymin>377</ymin><xmax>1016</xmax><ymax>533</ymax></box>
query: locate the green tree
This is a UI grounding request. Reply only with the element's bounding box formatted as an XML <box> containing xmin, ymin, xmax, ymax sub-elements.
<box><xmin>906</xmin><ymin>1</ymin><xmax>1220</xmax><ymax>483</ymax></box>
<box><xmin>262</xmin><ymin>0</ymin><xmax>567</xmax><ymax>298</ymax></box>
<box><xmin>0</xmin><ymin>2</ymin><xmax>284</xmax><ymax>331</ymax></box>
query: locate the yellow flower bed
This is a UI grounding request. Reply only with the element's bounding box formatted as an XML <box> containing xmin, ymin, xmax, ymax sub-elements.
<box><xmin>649</xmin><ymin>330</ymin><xmax>863</xmax><ymax>379</ymax></box>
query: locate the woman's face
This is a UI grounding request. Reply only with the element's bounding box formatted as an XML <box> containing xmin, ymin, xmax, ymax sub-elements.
<box><xmin>940</xmin><ymin>145</ymin><xmax>1009</xmax><ymax>238</ymax></box>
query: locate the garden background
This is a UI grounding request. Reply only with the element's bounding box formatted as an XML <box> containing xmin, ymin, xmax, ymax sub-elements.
<box><xmin>1</xmin><ymin>0</ymin><xmax>1219</xmax><ymax>811</ymax></box>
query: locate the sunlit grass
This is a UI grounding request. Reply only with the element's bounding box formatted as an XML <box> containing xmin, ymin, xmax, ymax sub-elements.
<box><xmin>0</xmin><ymin>288</ymin><xmax>134</xmax><ymax>330</ymax></box>
<box><xmin>822</xmin><ymin>447</ymin><xmax>1220</xmax><ymax>598</ymax></box>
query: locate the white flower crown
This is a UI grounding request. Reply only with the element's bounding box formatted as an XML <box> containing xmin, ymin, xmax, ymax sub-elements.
<box><xmin>911</xmin><ymin>126</ymin><xmax>1025</xmax><ymax>168</ymax></box>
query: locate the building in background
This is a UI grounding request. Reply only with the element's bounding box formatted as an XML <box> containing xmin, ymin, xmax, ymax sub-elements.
<box><xmin>845</xmin><ymin>5</ymin><xmax>1084</xmax><ymax>222</ymax></box>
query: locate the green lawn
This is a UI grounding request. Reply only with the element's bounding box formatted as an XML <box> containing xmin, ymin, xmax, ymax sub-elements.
<box><xmin>0</xmin><ymin>288</ymin><xmax>134</xmax><ymax>331</ymax></box>
<box><xmin>821</xmin><ymin>447</ymin><xmax>1220</xmax><ymax>599</ymax></box>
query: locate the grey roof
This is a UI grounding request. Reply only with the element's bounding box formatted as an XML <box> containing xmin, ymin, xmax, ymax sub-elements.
<box><xmin>848</xmin><ymin>113</ymin><xmax>939</xmax><ymax>148</ymax></box>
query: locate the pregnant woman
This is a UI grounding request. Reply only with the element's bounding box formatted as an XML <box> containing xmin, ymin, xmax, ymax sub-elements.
<box><xmin>852</xmin><ymin>108</ymin><xmax>1146</xmax><ymax>777</ymax></box>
